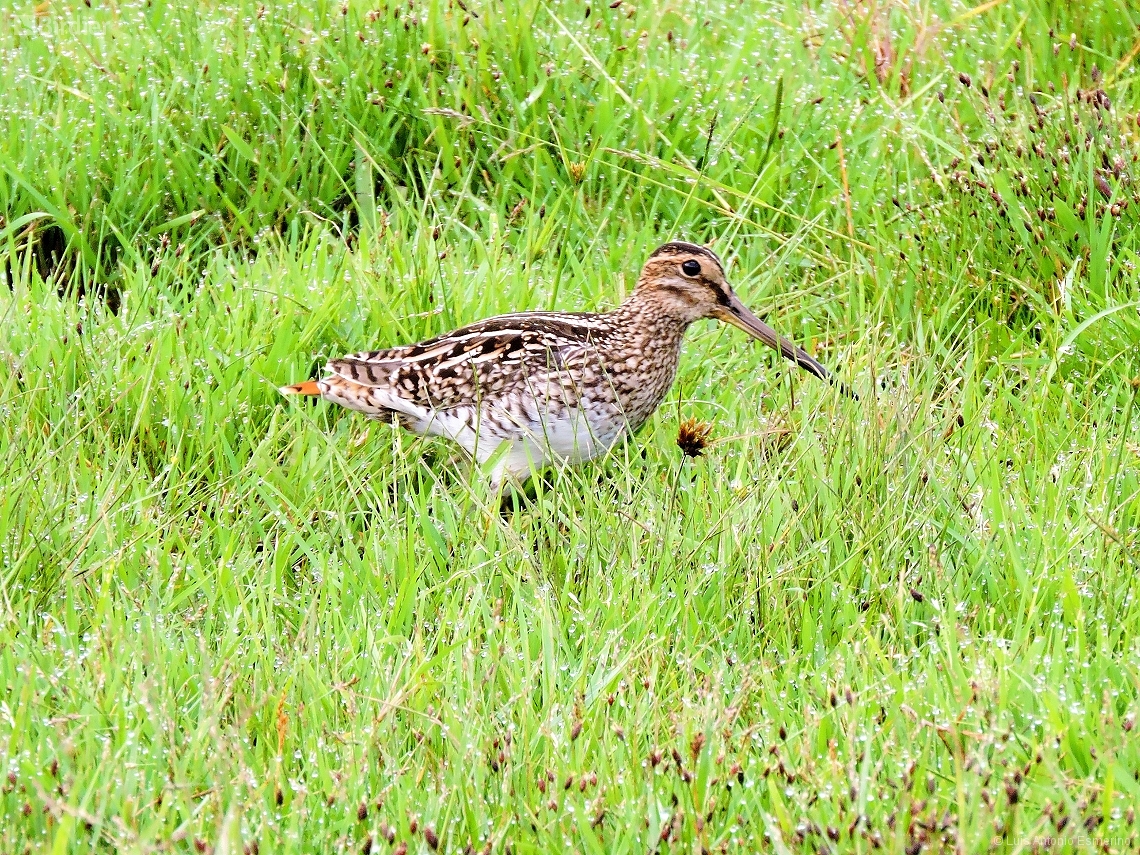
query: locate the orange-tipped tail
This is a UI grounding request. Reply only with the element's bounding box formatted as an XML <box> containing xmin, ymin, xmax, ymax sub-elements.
<box><xmin>279</xmin><ymin>380</ymin><xmax>323</xmax><ymax>396</ymax></box>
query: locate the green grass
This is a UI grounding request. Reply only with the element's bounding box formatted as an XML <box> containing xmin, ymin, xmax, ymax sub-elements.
<box><xmin>3</xmin><ymin>0</ymin><xmax>1140</xmax><ymax>852</ymax></box>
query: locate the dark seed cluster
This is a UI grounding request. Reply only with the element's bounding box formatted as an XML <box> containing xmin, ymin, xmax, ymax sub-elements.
<box><xmin>676</xmin><ymin>417</ymin><xmax>714</xmax><ymax>459</ymax></box>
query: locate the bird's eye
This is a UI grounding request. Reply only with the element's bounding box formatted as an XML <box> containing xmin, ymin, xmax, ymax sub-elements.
<box><xmin>681</xmin><ymin>259</ymin><xmax>701</xmax><ymax>276</ymax></box>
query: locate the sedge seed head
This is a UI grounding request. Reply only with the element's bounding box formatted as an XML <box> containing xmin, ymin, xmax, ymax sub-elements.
<box><xmin>676</xmin><ymin>417</ymin><xmax>713</xmax><ymax>459</ymax></box>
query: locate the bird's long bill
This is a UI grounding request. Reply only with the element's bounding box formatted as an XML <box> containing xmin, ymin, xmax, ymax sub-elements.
<box><xmin>717</xmin><ymin>294</ymin><xmax>850</xmax><ymax>394</ymax></box>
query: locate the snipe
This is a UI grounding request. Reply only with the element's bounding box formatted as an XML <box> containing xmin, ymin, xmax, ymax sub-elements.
<box><xmin>281</xmin><ymin>242</ymin><xmax>850</xmax><ymax>487</ymax></box>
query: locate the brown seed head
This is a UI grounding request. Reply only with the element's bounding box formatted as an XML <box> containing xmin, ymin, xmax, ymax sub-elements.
<box><xmin>690</xmin><ymin>732</ymin><xmax>706</xmax><ymax>760</ymax></box>
<box><xmin>677</xmin><ymin>417</ymin><xmax>713</xmax><ymax>458</ymax></box>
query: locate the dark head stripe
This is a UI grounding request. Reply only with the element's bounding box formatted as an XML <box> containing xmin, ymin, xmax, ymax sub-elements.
<box><xmin>647</xmin><ymin>241</ymin><xmax>724</xmax><ymax>272</ymax></box>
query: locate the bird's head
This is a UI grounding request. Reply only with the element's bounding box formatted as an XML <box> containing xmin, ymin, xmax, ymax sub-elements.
<box><xmin>636</xmin><ymin>241</ymin><xmax>850</xmax><ymax>393</ymax></box>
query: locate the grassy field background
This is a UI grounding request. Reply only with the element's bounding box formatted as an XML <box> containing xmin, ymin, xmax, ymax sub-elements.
<box><xmin>3</xmin><ymin>0</ymin><xmax>1140</xmax><ymax>851</ymax></box>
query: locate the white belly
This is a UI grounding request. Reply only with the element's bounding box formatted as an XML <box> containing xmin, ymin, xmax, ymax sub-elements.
<box><xmin>422</xmin><ymin>404</ymin><xmax>626</xmax><ymax>484</ymax></box>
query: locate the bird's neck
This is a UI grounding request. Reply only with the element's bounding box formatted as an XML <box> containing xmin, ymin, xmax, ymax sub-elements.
<box><xmin>611</xmin><ymin>290</ymin><xmax>691</xmax><ymax>349</ymax></box>
<box><xmin>590</xmin><ymin>291</ymin><xmax>692</xmax><ymax>430</ymax></box>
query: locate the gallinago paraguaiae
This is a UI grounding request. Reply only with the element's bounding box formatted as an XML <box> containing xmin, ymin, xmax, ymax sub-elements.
<box><xmin>281</xmin><ymin>242</ymin><xmax>849</xmax><ymax>488</ymax></box>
